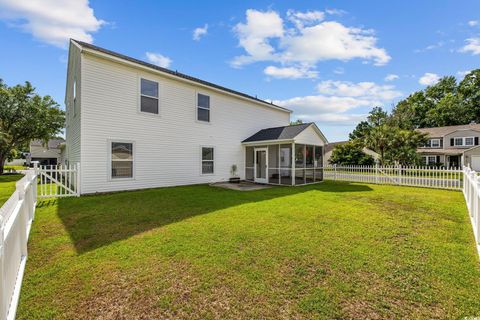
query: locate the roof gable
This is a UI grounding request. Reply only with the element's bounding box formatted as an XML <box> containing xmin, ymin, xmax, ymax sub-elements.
<box><xmin>417</xmin><ymin>123</ymin><xmax>480</xmax><ymax>137</ymax></box>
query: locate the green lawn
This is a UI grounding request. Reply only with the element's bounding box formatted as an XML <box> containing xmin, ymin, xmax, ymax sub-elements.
<box><xmin>0</xmin><ymin>173</ymin><xmax>24</xmax><ymax>206</ymax></box>
<box><xmin>17</xmin><ymin>181</ymin><xmax>480</xmax><ymax>319</ymax></box>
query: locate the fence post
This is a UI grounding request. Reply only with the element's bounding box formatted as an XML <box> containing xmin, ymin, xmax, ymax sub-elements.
<box><xmin>76</xmin><ymin>162</ymin><xmax>81</xmax><ymax>196</ymax></box>
<box><xmin>0</xmin><ymin>216</ymin><xmax>5</xmax><ymax>320</ymax></box>
<box><xmin>334</xmin><ymin>164</ymin><xmax>337</xmax><ymax>181</ymax></box>
<box><xmin>397</xmin><ymin>165</ymin><xmax>401</xmax><ymax>185</ymax></box>
<box><xmin>375</xmin><ymin>163</ymin><xmax>378</xmax><ymax>184</ymax></box>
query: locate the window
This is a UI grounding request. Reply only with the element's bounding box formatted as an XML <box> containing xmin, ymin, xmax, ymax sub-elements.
<box><xmin>111</xmin><ymin>142</ymin><xmax>133</xmax><ymax>179</ymax></box>
<box><xmin>430</xmin><ymin>139</ymin><xmax>440</xmax><ymax>148</ymax></box>
<box><xmin>422</xmin><ymin>156</ymin><xmax>437</xmax><ymax>165</ymax></box>
<box><xmin>454</xmin><ymin>138</ymin><xmax>464</xmax><ymax>146</ymax></box>
<box><xmin>201</xmin><ymin>147</ymin><xmax>214</xmax><ymax>174</ymax></box>
<box><xmin>465</xmin><ymin>137</ymin><xmax>474</xmax><ymax>146</ymax></box>
<box><xmin>73</xmin><ymin>79</ymin><xmax>77</xmax><ymax>117</ymax></box>
<box><xmin>140</xmin><ymin>78</ymin><xmax>159</xmax><ymax>114</ymax></box>
<box><xmin>197</xmin><ymin>93</ymin><xmax>210</xmax><ymax>122</ymax></box>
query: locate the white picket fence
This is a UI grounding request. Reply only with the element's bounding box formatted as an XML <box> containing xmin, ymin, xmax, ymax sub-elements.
<box><xmin>36</xmin><ymin>164</ymin><xmax>80</xmax><ymax>198</ymax></box>
<box><xmin>463</xmin><ymin>166</ymin><xmax>480</xmax><ymax>254</ymax></box>
<box><xmin>0</xmin><ymin>171</ymin><xmax>37</xmax><ymax>320</ymax></box>
<box><xmin>322</xmin><ymin>165</ymin><xmax>463</xmax><ymax>190</ymax></box>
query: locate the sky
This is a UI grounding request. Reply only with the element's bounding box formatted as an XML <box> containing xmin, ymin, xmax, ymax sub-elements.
<box><xmin>0</xmin><ymin>1</ymin><xmax>479</xmax><ymax>142</ymax></box>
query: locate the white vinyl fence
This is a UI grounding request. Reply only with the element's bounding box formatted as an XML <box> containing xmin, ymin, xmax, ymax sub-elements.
<box><xmin>463</xmin><ymin>166</ymin><xmax>480</xmax><ymax>253</ymax></box>
<box><xmin>0</xmin><ymin>171</ymin><xmax>37</xmax><ymax>320</ymax></box>
<box><xmin>36</xmin><ymin>164</ymin><xmax>80</xmax><ymax>198</ymax></box>
<box><xmin>322</xmin><ymin>165</ymin><xmax>463</xmax><ymax>190</ymax></box>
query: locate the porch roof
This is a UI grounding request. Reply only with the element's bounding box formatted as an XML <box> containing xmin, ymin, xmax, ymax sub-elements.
<box><xmin>242</xmin><ymin>123</ymin><xmax>311</xmax><ymax>143</ymax></box>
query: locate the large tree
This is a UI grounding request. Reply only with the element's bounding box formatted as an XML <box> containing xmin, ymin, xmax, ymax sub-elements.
<box><xmin>391</xmin><ymin>70</ymin><xmax>480</xmax><ymax>129</ymax></box>
<box><xmin>329</xmin><ymin>140</ymin><xmax>375</xmax><ymax>166</ymax></box>
<box><xmin>0</xmin><ymin>80</ymin><xmax>65</xmax><ymax>174</ymax></box>
<box><xmin>349</xmin><ymin>106</ymin><xmax>389</xmax><ymax>140</ymax></box>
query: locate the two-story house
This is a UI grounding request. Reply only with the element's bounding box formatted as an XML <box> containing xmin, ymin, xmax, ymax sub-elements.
<box><xmin>417</xmin><ymin>123</ymin><xmax>480</xmax><ymax>169</ymax></box>
<box><xmin>64</xmin><ymin>40</ymin><xmax>328</xmax><ymax>194</ymax></box>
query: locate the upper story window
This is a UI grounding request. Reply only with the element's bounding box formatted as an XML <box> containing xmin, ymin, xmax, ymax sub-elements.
<box><xmin>430</xmin><ymin>139</ymin><xmax>440</xmax><ymax>148</ymax></box>
<box><xmin>197</xmin><ymin>93</ymin><xmax>210</xmax><ymax>122</ymax></box>
<box><xmin>73</xmin><ymin>79</ymin><xmax>77</xmax><ymax>117</ymax></box>
<box><xmin>453</xmin><ymin>137</ymin><xmax>475</xmax><ymax>146</ymax></box>
<box><xmin>140</xmin><ymin>78</ymin><xmax>159</xmax><ymax>114</ymax></box>
<box><xmin>465</xmin><ymin>137</ymin><xmax>474</xmax><ymax>146</ymax></box>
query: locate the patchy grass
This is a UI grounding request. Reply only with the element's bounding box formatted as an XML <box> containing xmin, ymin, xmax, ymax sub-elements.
<box><xmin>0</xmin><ymin>173</ymin><xmax>24</xmax><ymax>206</ymax></box>
<box><xmin>17</xmin><ymin>181</ymin><xmax>480</xmax><ymax>319</ymax></box>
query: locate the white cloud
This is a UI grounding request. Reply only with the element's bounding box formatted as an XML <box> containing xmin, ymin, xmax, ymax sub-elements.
<box><xmin>264</xmin><ymin>65</ymin><xmax>317</xmax><ymax>79</ymax></box>
<box><xmin>232</xmin><ymin>9</ymin><xmax>390</xmax><ymax>70</ymax></box>
<box><xmin>316</xmin><ymin>80</ymin><xmax>402</xmax><ymax>100</ymax></box>
<box><xmin>286</xmin><ymin>9</ymin><xmax>324</xmax><ymax>29</ymax></box>
<box><xmin>419</xmin><ymin>72</ymin><xmax>440</xmax><ymax>86</ymax></box>
<box><xmin>146</xmin><ymin>52</ymin><xmax>172</xmax><ymax>68</ymax></box>
<box><xmin>384</xmin><ymin>74</ymin><xmax>399</xmax><ymax>81</ymax></box>
<box><xmin>0</xmin><ymin>0</ymin><xmax>104</xmax><ymax>48</ymax></box>
<box><xmin>193</xmin><ymin>24</ymin><xmax>208</xmax><ymax>41</ymax></box>
<box><xmin>468</xmin><ymin>20</ymin><xmax>479</xmax><ymax>27</ymax></box>
<box><xmin>231</xmin><ymin>9</ymin><xmax>284</xmax><ymax>67</ymax></box>
<box><xmin>415</xmin><ymin>41</ymin><xmax>444</xmax><ymax>53</ymax></box>
<box><xmin>460</xmin><ymin>38</ymin><xmax>480</xmax><ymax>55</ymax></box>
<box><xmin>273</xmin><ymin>80</ymin><xmax>401</xmax><ymax>125</ymax></box>
<box><xmin>333</xmin><ymin>67</ymin><xmax>345</xmax><ymax>74</ymax></box>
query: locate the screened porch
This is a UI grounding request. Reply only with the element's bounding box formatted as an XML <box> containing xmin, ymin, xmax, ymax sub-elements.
<box><xmin>244</xmin><ymin>143</ymin><xmax>324</xmax><ymax>186</ymax></box>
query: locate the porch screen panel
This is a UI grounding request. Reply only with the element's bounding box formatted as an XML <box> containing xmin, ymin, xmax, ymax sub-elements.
<box><xmin>268</xmin><ymin>145</ymin><xmax>279</xmax><ymax>184</ymax></box>
<box><xmin>305</xmin><ymin>145</ymin><xmax>314</xmax><ymax>183</ymax></box>
<box><xmin>280</xmin><ymin>144</ymin><xmax>292</xmax><ymax>185</ymax></box>
<box><xmin>245</xmin><ymin>147</ymin><xmax>254</xmax><ymax>181</ymax></box>
<box><xmin>314</xmin><ymin>146</ymin><xmax>323</xmax><ymax>181</ymax></box>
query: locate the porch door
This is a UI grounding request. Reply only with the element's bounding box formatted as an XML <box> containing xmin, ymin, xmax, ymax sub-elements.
<box><xmin>254</xmin><ymin>148</ymin><xmax>268</xmax><ymax>183</ymax></box>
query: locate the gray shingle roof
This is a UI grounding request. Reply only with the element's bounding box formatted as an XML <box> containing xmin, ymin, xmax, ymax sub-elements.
<box><xmin>417</xmin><ymin>123</ymin><xmax>480</xmax><ymax>137</ymax></box>
<box><xmin>242</xmin><ymin>123</ymin><xmax>311</xmax><ymax>143</ymax></box>
<box><xmin>30</xmin><ymin>139</ymin><xmax>65</xmax><ymax>149</ymax></box>
<box><xmin>72</xmin><ymin>40</ymin><xmax>291</xmax><ymax>113</ymax></box>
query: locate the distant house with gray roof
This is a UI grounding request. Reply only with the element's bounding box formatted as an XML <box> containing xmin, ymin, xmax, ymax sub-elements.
<box><xmin>416</xmin><ymin>123</ymin><xmax>480</xmax><ymax>169</ymax></box>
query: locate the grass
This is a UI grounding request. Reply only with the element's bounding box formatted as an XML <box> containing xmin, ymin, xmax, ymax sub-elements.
<box><xmin>0</xmin><ymin>173</ymin><xmax>24</xmax><ymax>206</ymax></box>
<box><xmin>17</xmin><ymin>181</ymin><xmax>480</xmax><ymax>319</ymax></box>
<box><xmin>3</xmin><ymin>165</ymin><xmax>27</xmax><ymax>172</ymax></box>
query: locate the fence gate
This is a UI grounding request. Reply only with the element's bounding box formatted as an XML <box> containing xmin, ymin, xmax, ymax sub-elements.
<box><xmin>36</xmin><ymin>163</ymin><xmax>80</xmax><ymax>198</ymax></box>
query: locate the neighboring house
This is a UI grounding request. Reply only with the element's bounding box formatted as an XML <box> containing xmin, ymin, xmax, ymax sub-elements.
<box><xmin>417</xmin><ymin>123</ymin><xmax>480</xmax><ymax>169</ymax></box>
<box><xmin>27</xmin><ymin>139</ymin><xmax>65</xmax><ymax>166</ymax></box>
<box><xmin>64</xmin><ymin>40</ymin><xmax>328</xmax><ymax>194</ymax></box>
<box><xmin>323</xmin><ymin>141</ymin><xmax>379</xmax><ymax>165</ymax></box>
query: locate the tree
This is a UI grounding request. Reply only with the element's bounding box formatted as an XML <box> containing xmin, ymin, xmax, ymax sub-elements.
<box><xmin>364</xmin><ymin>124</ymin><xmax>392</xmax><ymax>164</ymax></box>
<box><xmin>0</xmin><ymin>80</ymin><xmax>65</xmax><ymax>174</ymax></box>
<box><xmin>290</xmin><ymin>119</ymin><xmax>304</xmax><ymax>125</ymax></box>
<box><xmin>384</xmin><ymin>129</ymin><xmax>427</xmax><ymax>165</ymax></box>
<box><xmin>329</xmin><ymin>140</ymin><xmax>375</xmax><ymax>166</ymax></box>
<box><xmin>391</xmin><ymin>70</ymin><xmax>480</xmax><ymax>129</ymax></box>
<box><xmin>349</xmin><ymin>107</ymin><xmax>388</xmax><ymax>140</ymax></box>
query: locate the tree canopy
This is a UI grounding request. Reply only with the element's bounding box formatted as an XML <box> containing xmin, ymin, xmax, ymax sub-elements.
<box><xmin>0</xmin><ymin>79</ymin><xmax>65</xmax><ymax>173</ymax></box>
<box><xmin>329</xmin><ymin>140</ymin><xmax>375</xmax><ymax>166</ymax></box>
<box><xmin>390</xmin><ymin>69</ymin><xmax>480</xmax><ymax>129</ymax></box>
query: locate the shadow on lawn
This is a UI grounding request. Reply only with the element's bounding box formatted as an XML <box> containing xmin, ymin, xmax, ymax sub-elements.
<box><xmin>41</xmin><ymin>181</ymin><xmax>372</xmax><ymax>254</ymax></box>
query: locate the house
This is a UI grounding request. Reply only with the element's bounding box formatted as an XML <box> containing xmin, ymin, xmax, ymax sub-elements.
<box><xmin>27</xmin><ymin>139</ymin><xmax>65</xmax><ymax>166</ymax></box>
<box><xmin>64</xmin><ymin>40</ymin><xmax>328</xmax><ymax>194</ymax></box>
<box><xmin>323</xmin><ymin>141</ymin><xmax>379</xmax><ymax>165</ymax></box>
<box><xmin>417</xmin><ymin>123</ymin><xmax>480</xmax><ymax>169</ymax></box>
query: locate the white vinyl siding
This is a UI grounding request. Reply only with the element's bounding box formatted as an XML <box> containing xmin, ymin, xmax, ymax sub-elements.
<box><xmin>77</xmin><ymin>53</ymin><xmax>290</xmax><ymax>194</ymax></box>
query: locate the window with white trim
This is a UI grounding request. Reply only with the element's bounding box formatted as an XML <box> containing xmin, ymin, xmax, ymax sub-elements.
<box><xmin>422</xmin><ymin>156</ymin><xmax>437</xmax><ymax>165</ymax></box>
<box><xmin>201</xmin><ymin>147</ymin><xmax>214</xmax><ymax>174</ymax></box>
<box><xmin>197</xmin><ymin>93</ymin><xmax>210</xmax><ymax>122</ymax></box>
<box><xmin>430</xmin><ymin>139</ymin><xmax>440</xmax><ymax>148</ymax></box>
<box><xmin>454</xmin><ymin>137</ymin><xmax>464</xmax><ymax>146</ymax></box>
<box><xmin>111</xmin><ymin>142</ymin><xmax>133</xmax><ymax>178</ymax></box>
<box><xmin>140</xmin><ymin>78</ymin><xmax>159</xmax><ymax>114</ymax></box>
<box><xmin>465</xmin><ymin>137</ymin><xmax>474</xmax><ymax>146</ymax></box>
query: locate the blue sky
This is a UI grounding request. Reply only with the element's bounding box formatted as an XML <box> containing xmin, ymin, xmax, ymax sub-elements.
<box><xmin>0</xmin><ymin>1</ymin><xmax>479</xmax><ymax>141</ymax></box>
